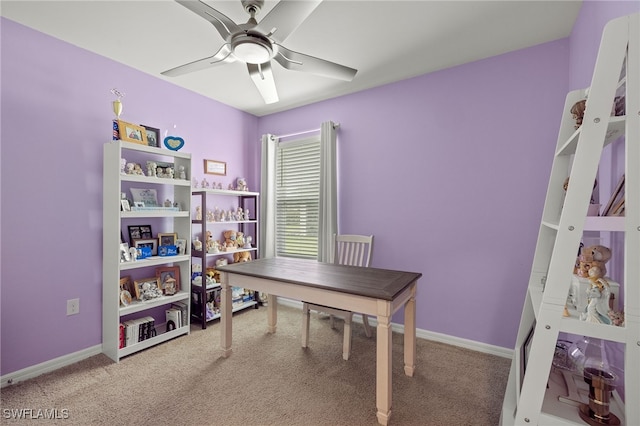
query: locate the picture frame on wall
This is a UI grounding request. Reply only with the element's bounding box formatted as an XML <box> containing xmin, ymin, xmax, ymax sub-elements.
<box><xmin>141</xmin><ymin>125</ymin><xmax>160</xmax><ymax>148</ymax></box>
<box><xmin>117</xmin><ymin>120</ymin><xmax>148</xmax><ymax>145</ymax></box>
<box><xmin>204</xmin><ymin>159</ymin><xmax>226</xmax><ymax>176</ymax></box>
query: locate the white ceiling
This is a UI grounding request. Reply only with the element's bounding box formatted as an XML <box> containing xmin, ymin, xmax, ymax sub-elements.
<box><xmin>1</xmin><ymin>0</ymin><xmax>582</xmax><ymax>116</ymax></box>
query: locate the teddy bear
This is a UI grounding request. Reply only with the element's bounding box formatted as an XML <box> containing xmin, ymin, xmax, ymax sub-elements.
<box><xmin>233</xmin><ymin>250</ymin><xmax>252</xmax><ymax>263</ymax></box>
<box><xmin>575</xmin><ymin>245</ymin><xmax>611</xmax><ymax>277</ymax></box>
<box><xmin>223</xmin><ymin>230</ymin><xmax>237</xmax><ymax>249</ymax></box>
<box><xmin>570</xmin><ymin>99</ymin><xmax>586</xmax><ymax>129</ymax></box>
<box><xmin>236</xmin><ymin>231</ymin><xmax>245</xmax><ymax>248</ymax></box>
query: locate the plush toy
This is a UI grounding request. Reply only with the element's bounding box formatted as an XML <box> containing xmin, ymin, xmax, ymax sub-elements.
<box><xmin>206</xmin><ymin>267</ymin><xmax>220</xmax><ymax>283</ymax></box>
<box><xmin>223</xmin><ymin>230</ymin><xmax>237</xmax><ymax>249</ymax></box>
<box><xmin>233</xmin><ymin>250</ymin><xmax>252</xmax><ymax>263</ymax></box>
<box><xmin>576</xmin><ymin>245</ymin><xmax>612</xmax><ymax>277</ymax></box>
<box><xmin>215</xmin><ymin>258</ymin><xmax>228</xmax><ymax>267</ymax></box>
<box><xmin>236</xmin><ymin>231</ymin><xmax>245</xmax><ymax>248</ymax></box>
<box><xmin>570</xmin><ymin>99</ymin><xmax>586</xmax><ymax>129</ymax></box>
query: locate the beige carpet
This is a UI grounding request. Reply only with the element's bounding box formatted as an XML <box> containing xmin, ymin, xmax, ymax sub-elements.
<box><xmin>0</xmin><ymin>304</ymin><xmax>510</xmax><ymax>425</ymax></box>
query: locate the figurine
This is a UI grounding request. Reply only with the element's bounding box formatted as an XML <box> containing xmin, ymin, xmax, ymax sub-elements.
<box><xmin>133</xmin><ymin>163</ymin><xmax>144</xmax><ymax>175</ymax></box>
<box><xmin>217</xmin><ymin>182</ymin><xmax>223</xmax><ymax>190</ymax></box>
<box><xmin>146</xmin><ymin>161</ymin><xmax>157</xmax><ymax>177</ymax></box>
<box><xmin>237</xmin><ymin>207</ymin><xmax>244</xmax><ymax>221</ymax></box>
<box><xmin>201</xmin><ymin>178</ymin><xmax>209</xmax><ymax>188</ymax></box>
<box><xmin>580</xmin><ymin>266</ymin><xmax>612</xmax><ymax>325</ymax></box>
<box><xmin>192</xmin><ymin>237</ymin><xmax>203</xmax><ymax>251</ymax></box>
<box><xmin>178</xmin><ymin>165</ymin><xmax>186</xmax><ymax>180</ymax></box>
<box><xmin>228</xmin><ymin>183</ymin><xmax>234</xmax><ymax>190</ymax></box>
<box><xmin>236</xmin><ymin>177</ymin><xmax>248</xmax><ymax>191</ymax></box>
<box><xmin>128</xmin><ymin>246</ymin><xmax>138</xmax><ymax>261</ymax></box>
<box><xmin>164</xmin><ymin>199</ymin><xmax>172</xmax><ymax>207</ymax></box>
<box><xmin>120</xmin><ymin>158</ymin><xmax>127</xmax><ymax>174</ymax></box>
<box><xmin>195</xmin><ymin>206</ymin><xmax>202</xmax><ymax>221</ymax></box>
<box><xmin>192</xmin><ymin>177</ymin><xmax>198</xmax><ymax>188</ymax></box>
<box><xmin>166</xmin><ymin>167</ymin><xmax>174</xmax><ymax>179</ymax></box>
<box><xmin>244</xmin><ymin>235</ymin><xmax>252</xmax><ymax>249</ymax></box>
<box><xmin>125</xmin><ymin>162</ymin><xmax>136</xmax><ymax>174</ymax></box>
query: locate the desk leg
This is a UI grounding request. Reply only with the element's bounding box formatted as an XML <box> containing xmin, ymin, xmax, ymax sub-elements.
<box><xmin>404</xmin><ymin>283</ymin><xmax>417</xmax><ymax>377</ymax></box>
<box><xmin>267</xmin><ymin>294</ymin><xmax>278</xmax><ymax>333</ymax></box>
<box><xmin>376</xmin><ymin>312</ymin><xmax>392</xmax><ymax>425</ymax></box>
<box><xmin>220</xmin><ymin>280</ymin><xmax>232</xmax><ymax>357</ymax></box>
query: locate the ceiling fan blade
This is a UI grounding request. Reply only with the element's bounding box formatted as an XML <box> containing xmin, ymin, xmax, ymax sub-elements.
<box><xmin>161</xmin><ymin>44</ymin><xmax>234</xmax><ymax>77</ymax></box>
<box><xmin>274</xmin><ymin>45</ymin><xmax>357</xmax><ymax>81</ymax></box>
<box><xmin>247</xmin><ymin>62</ymin><xmax>279</xmax><ymax>104</ymax></box>
<box><xmin>254</xmin><ymin>0</ymin><xmax>322</xmax><ymax>43</ymax></box>
<box><xmin>175</xmin><ymin>0</ymin><xmax>241</xmax><ymax>40</ymax></box>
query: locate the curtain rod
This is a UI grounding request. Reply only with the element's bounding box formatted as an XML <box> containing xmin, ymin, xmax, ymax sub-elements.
<box><xmin>272</xmin><ymin>123</ymin><xmax>340</xmax><ymax>140</ymax></box>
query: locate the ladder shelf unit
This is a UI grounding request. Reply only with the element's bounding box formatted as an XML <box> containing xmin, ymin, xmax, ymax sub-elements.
<box><xmin>501</xmin><ymin>13</ymin><xmax>639</xmax><ymax>426</ymax></box>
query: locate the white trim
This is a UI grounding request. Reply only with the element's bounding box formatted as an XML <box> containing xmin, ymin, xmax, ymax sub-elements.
<box><xmin>1</xmin><ymin>345</ymin><xmax>102</xmax><ymax>388</ymax></box>
<box><xmin>277</xmin><ymin>298</ymin><xmax>513</xmax><ymax>359</ymax></box>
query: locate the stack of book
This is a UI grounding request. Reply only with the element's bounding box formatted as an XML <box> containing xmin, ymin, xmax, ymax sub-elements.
<box><xmin>119</xmin><ymin>316</ymin><xmax>156</xmax><ymax>348</ymax></box>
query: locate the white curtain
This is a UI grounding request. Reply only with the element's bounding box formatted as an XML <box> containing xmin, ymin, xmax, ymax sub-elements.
<box><xmin>259</xmin><ymin>121</ymin><xmax>338</xmax><ymax>262</ymax></box>
<box><xmin>317</xmin><ymin>121</ymin><xmax>338</xmax><ymax>263</ymax></box>
<box><xmin>259</xmin><ymin>133</ymin><xmax>277</xmax><ymax>258</ymax></box>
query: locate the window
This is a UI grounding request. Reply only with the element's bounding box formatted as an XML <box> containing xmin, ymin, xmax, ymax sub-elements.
<box><xmin>275</xmin><ymin>137</ymin><xmax>320</xmax><ymax>259</ymax></box>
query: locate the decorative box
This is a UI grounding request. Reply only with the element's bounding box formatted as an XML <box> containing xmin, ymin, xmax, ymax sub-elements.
<box><xmin>138</xmin><ymin>246</ymin><xmax>152</xmax><ymax>259</ymax></box>
<box><xmin>158</xmin><ymin>245</ymin><xmax>178</xmax><ymax>256</ymax></box>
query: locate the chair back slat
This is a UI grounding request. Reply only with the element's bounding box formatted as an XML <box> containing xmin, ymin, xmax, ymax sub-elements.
<box><xmin>333</xmin><ymin>234</ymin><xmax>373</xmax><ymax>267</ymax></box>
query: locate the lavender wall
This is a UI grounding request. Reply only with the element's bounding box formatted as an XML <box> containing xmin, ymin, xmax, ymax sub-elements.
<box><xmin>258</xmin><ymin>40</ymin><xmax>569</xmax><ymax>349</ymax></box>
<box><xmin>0</xmin><ymin>18</ymin><xmax>258</xmax><ymax>376</ymax></box>
<box><xmin>1</xmin><ymin>1</ymin><xmax>636</xmax><ymax>378</ymax></box>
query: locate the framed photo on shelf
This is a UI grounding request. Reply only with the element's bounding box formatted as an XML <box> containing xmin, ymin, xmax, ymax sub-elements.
<box><xmin>130</xmin><ymin>188</ymin><xmax>159</xmax><ymax>207</ymax></box>
<box><xmin>117</xmin><ymin>120</ymin><xmax>148</xmax><ymax>145</ymax></box>
<box><xmin>176</xmin><ymin>238</ymin><xmax>187</xmax><ymax>255</ymax></box>
<box><xmin>128</xmin><ymin>225</ymin><xmax>152</xmax><ymax>243</ymax></box>
<box><xmin>156</xmin><ymin>265</ymin><xmax>180</xmax><ymax>295</ymax></box>
<box><xmin>134</xmin><ymin>238</ymin><xmax>158</xmax><ymax>256</ymax></box>
<box><xmin>133</xmin><ymin>277</ymin><xmax>160</xmax><ymax>300</ymax></box>
<box><xmin>141</xmin><ymin>125</ymin><xmax>160</xmax><ymax>148</ymax></box>
<box><xmin>120</xmin><ymin>199</ymin><xmax>131</xmax><ymax>212</ymax></box>
<box><xmin>158</xmin><ymin>232</ymin><xmax>177</xmax><ymax>247</ymax></box>
<box><xmin>119</xmin><ymin>276</ymin><xmax>135</xmax><ymax>306</ymax></box>
<box><xmin>602</xmin><ymin>174</ymin><xmax>625</xmax><ymax>216</ymax></box>
<box><xmin>204</xmin><ymin>159</ymin><xmax>226</xmax><ymax>176</ymax></box>
<box><xmin>119</xmin><ymin>243</ymin><xmax>130</xmax><ymax>263</ymax></box>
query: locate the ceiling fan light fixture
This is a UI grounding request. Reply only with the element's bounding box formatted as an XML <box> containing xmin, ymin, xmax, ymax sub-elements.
<box><xmin>231</xmin><ymin>35</ymin><xmax>272</xmax><ymax>64</ymax></box>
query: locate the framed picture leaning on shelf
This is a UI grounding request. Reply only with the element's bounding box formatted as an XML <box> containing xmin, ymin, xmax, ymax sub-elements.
<box><xmin>141</xmin><ymin>125</ymin><xmax>160</xmax><ymax>148</ymax></box>
<box><xmin>157</xmin><ymin>232</ymin><xmax>177</xmax><ymax>247</ymax></box>
<box><xmin>133</xmin><ymin>277</ymin><xmax>161</xmax><ymax>300</ymax></box>
<box><xmin>134</xmin><ymin>238</ymin><xmax>157</xmax><ymax>256</ymax></box>
<box><xmin>128</xmin><ymin>225</ymin><xmax>152</xmax><ymax>243</ymax></box>
<box><xmin>117</xmin><ymin>120</ymin><xmax>148</xmax><ymax>145</ymax></box>
<box><xmin>156</xmin><ymin>266</ymin><xmax>180</xmax><ymax>295</ymax></box>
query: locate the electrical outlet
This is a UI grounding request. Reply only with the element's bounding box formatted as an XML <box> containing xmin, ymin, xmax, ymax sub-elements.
<box><xmin>67</xmin><ymin>298</ymin><xmax>80</xmax><ymax>316</ymax></box>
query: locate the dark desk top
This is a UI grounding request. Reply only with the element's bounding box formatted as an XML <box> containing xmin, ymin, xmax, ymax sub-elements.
<box><xmin>216</xmin><ymin>257</ymin><xmax>422</xmax><ymax>301</ymax></box>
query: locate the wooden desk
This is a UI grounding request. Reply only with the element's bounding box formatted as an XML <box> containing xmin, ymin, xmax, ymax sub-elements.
<box><xmin>216</xmin><ymin>257</ymin><xmax>421</xmax><ymax>425</ymax></box>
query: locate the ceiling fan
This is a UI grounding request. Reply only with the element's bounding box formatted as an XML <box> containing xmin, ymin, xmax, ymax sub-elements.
<box><xmin>161</xmin><ymin>0</ymin><xmax>358</xmax><ymax>104</ymax></box>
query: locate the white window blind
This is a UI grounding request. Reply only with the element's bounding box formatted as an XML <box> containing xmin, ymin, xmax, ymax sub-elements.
<box><xmin>275</xmin><ymin>138</ymin><xmax>320</xmax><ymax>259</ymax></box>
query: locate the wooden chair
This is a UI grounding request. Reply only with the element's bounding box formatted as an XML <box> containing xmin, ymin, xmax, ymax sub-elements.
<box><xmin>301</xmin><ymin>234</ymin><xmax>374</xmax><ymax>360</ymax></box>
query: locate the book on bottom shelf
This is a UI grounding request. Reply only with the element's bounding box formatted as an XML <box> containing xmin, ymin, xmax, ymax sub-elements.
<box><xmin>165</xmin><ymin>308</ymin><xmax>181</xmax><ymax>331</ymax></box>
<box><xmin>120</xmin><ymin>316</ymin><xmax>156</xmax><ymax>348</ymax></box>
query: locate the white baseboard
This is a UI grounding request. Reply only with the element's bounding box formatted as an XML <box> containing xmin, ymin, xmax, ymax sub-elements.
<box><xmin>1</xmin><ymin>344</ymin><xmax>102</xmax><ymax>388</ymax></box>
<box><xmin>278</xmin><ymin>298</ymin><xmax>513</xmax><ymax>359</ymax></box>
<box><xmin>2</xmin><ymin>301</ymin><xmax>514</xmax><ymax>388</ymax></box>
